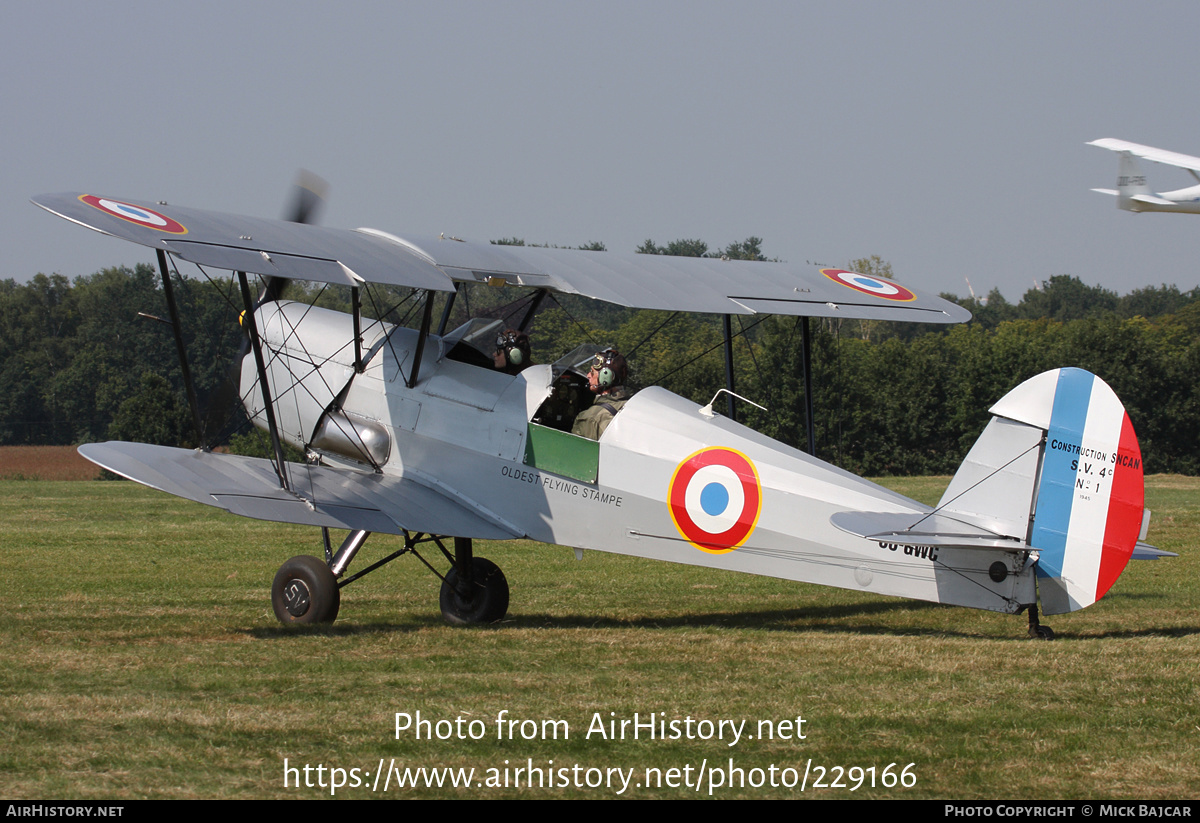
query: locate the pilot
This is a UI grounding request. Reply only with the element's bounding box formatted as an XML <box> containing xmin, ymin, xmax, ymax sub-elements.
<box><xmin>494</xmin><ymin>329</ymin><xmax>532</xmax><ymax>375</ymax></box>
<box><xmin>571</xmin><ymin>349</ymin><xmax>630</xmax><ymax>440</ymax></box>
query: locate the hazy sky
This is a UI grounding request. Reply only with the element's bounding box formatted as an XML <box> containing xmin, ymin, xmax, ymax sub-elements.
<box><xmin>5</xmin><ymin>0</ymin><xmax>1198</xmax><ymax>303</ymax></box>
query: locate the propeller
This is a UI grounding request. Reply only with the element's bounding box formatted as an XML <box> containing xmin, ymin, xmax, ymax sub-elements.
<box><xmin>200</xmin><ymin>172</ymin><xmax>328</xmax><ymax>446</ymax></box>
<box><xmin>284</xmin><ymin>169</ymin><xmax>328</xmax><ymax>225</ymax></box>
<box><xmin>261</xmin><ymin>170</ymin><xmax>329</xmax><ymax>304</ymax></box>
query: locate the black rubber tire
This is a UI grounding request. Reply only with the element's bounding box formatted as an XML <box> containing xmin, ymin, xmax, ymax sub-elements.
<box><xmin>439</xmin><ymin>557</ymin><xmax>509</xmax><ymax>625</ymax></box>
<box><xmin>272</xmin><ymin>555</ymin><xmax>340</xmax><ymax>625</ymax></box>
<box><xmin>1029</xmin><ymin>624</ymin><xmax>1056</xmax><ymax>641</ymax></box>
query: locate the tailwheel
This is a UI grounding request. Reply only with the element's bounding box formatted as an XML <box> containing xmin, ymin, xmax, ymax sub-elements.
<box><xmin>439</xmin><ymin>557</ymin><xmax>509</xmax><ymax>625</ymax></box>
<box><xmin>272</xmin><ymin>555</ymin><xmax>340</xmax><ymax>625</ymax></box>
<box><xmin>1026</xmin><ymin>602</ymin><xmax>1054</xmax><ymax>641</ymax></box>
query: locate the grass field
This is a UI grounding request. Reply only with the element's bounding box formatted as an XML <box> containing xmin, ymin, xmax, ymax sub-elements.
<box><xmin>1</xmin><ymin>475</ymin><xmax>1196</xmax><ymax>799</ymax></box>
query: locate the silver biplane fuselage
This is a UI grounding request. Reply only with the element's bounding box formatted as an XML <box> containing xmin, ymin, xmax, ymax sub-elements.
<box><xmin>250</xmin><ymin>300</ymin><xmax>1032</xmax><ymax>616</ymax></box>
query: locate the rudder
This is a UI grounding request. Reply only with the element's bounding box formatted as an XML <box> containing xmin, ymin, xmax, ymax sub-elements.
<box><xmin>990</xmin><ymin>368</ymin><xmax>1145</xmax><ymax>614</ymax></box>
<box><xmin>1116</xmin><ymin>151</ymin><xmax>1153</xmax><ymax>211</ymax></box>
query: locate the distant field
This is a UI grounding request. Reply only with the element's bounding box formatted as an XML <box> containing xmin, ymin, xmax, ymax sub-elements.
<box><xmin>0</xmin><ymin>446</ymin><xmax>101</xmax><ymax>481</ymax></box>
<box><xmin>1</xmin><ymin>476</ymin><xmax>1196</xmax><ymax>799</ymax></box>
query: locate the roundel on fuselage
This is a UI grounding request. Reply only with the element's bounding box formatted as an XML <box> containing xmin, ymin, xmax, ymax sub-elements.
<box><xmin>668</xmin><ymin>447</ymin><xmax>762</xmax><ymax>554</ymax></box>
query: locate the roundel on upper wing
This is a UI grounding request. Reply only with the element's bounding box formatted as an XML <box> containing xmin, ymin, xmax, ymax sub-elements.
<box><xmin>668</xmin><ymin>447</ymin><xmax>762</xmax><ymax>554</ymax></box>
<box><xmin>79</xmin><ymin>195</ymin><xmax>188</xmax><ymax>234</ymax></box>
<box><xmin>821</xmin><ymin>268</ymin><xmax>915</xmax><ymax>302</ymax></box>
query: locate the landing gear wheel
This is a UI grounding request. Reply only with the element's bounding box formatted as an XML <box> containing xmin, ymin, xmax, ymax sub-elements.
<box><xmin>439</xmin><ymin>557</ymin><xmax>509</xmax><ymax>625</ymax></box>
<box><xmin>272</xmin><ymin>555</ymin><xmax>340</xmax><ymax>625</ymax></box>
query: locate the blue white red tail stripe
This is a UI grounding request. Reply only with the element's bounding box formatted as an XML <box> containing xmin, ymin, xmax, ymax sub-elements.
<box><xmin>1098</xmin><ymin>412</ymin><xmax>1143</xmax><ymax>597</ymax></box>
<box><xmin>1030</xmin><ymin>369</ymin><xmax>1143</xmax><ymax>613</ymax></box>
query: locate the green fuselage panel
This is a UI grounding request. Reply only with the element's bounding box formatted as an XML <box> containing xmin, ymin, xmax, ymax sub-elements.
<box><xmin>524</xmin><ymin>423</ymin><xmax>599</xmax><ymax>484</ymax></box>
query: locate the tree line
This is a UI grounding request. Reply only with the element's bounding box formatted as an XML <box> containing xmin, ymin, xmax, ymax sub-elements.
<box><xmin>3</xmin><ymin>249</ymin><xmax>1198</xmax><ymax>475</ymax></box>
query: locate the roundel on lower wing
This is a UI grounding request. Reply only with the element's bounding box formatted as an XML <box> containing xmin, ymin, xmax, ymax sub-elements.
<box><xmin>668</xmin><ymin>447</ymin><xmax>762</xmax><ymax>554</ymax></box>
<box><xmin>821</xmin><ymin>268</ymin><xmax>916</xmax><ymax>302</ymax></box>
<box><xmin>79</xmin><ymin>195</ymin><xmax>188</xmax><ymax>234</ymax></box>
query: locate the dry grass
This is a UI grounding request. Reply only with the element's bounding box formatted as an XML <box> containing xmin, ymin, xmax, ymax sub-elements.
<box><xmin>0</xmin><ymin>446</ymin><xmax>101</xmax><ymax>481</ymax></box>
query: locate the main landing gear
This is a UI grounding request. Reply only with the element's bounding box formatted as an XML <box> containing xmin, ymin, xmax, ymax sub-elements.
<box><xmin>440</xmin><ymin>556</ymin><xmax>509</xmax><ymax>625</ymax></box>
<box><xmin>272</xmin><ymin>555</ymin><xmax>341</xmax><ymax>624</ymax></box>
<box><xmin>269</xmin><ymin>531</ymin><xmax>508</xmax><ymax>627</ymax></box>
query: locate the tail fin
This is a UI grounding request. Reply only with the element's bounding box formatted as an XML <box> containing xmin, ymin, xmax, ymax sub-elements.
<box><xmin>1115</xmin><ymin>151</ymin><xmax>1154</xmax><ymax>211</ymax></box>
<box><xmin>941</xmin><ymin>368</ymin><xmax>1145</xmax><ymax>614</ymax></box>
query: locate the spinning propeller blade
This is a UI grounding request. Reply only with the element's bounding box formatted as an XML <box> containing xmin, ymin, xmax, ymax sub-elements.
<box><xmin>263</xmin><ymin>170</ymin><xmax>329</xmax><ymax>303</ymax></box>
<box><xmin>201</xmin><ymin>172</ymin><xmax>329</xmax><ymax>445</ymax></box>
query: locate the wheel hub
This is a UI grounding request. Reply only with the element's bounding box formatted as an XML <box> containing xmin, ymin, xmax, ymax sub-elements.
<box><xmin>283</xmin><ymin>579</ymin><xmax>312</xmax><ymax>617</ymax></box>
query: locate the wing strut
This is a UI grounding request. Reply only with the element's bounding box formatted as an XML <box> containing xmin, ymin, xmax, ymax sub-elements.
<box><xmin>437</xmin><ymin>283</ymin><xmax>460</xmax><ymax>336</ymax></box>
<box><xmin>801</xmin><ymin>317</ymin><xmax>816</xmax><ymax>456</ymax></box>
<box><xmin>236</xmin><ymin>271</ymin><xmax>290</xmax><ymax>490</ymax></box>
<box><xmin>351</xmin><ymin>286</ymin><xmax>364</xmax><ymax>373</ymax></box>
<box><xmin>155</xmin><ymin>248</ymin><xmax>206</xmax><ymax>446</ymax></box>
<box><xmin>519</xmin><ymin>288</ymin><xmax>549</xmax><ymax>332</ymax></box>
<box><xmin>406</xmin><ymin>290</ymin><xmax>436</xmax><ymax>388</ymax></box>
<box><xmin>717</xmin><ymin>312</ymin><xmax>813</xmax><ymax>455</ymax></box>
<box><xmin>722</xmin><ymin>315</ymin><xmax>737</xmax><ymax>420</ymax></box>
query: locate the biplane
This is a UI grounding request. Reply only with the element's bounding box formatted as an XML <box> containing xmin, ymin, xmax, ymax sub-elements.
<box><xmin>32</xmin><ymin>191</ymin><xmax>1161</xmax><ymax>638</ymax></box>
<box><xmin>1089</xmin><ymin>138</ymin><xmax>1200</xmax><ymax>214</ymax></box>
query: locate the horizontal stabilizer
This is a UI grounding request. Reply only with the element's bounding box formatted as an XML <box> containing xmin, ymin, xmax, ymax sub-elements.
<box><xmin>79</xmin><ymin>442</ymin><xmax>519</xmax><ymax>540</ymax></box>
<box><xmin>1131</xmin><ymin>194</ymin><xmax>1177</xmax><ymax>206</ymax></box>
<box><xmin>830</xmin><ymin>510</ymin><xmax>1026</xmax><ymax>551</ymax></box>
<box><xmin>1132</xmin><ymin>542</ymin><xmax>1177</xmax><ymax>560</ymax></box>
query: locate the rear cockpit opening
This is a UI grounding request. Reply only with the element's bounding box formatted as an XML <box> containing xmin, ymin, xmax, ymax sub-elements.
<box><xmin>532</xmin><ymin>344</ymin><xmax>610</xmax><ymax>431</ymax></box>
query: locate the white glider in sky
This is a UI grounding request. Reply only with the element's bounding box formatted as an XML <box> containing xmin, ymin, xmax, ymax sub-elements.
<box><xmin>1089</xmin><ymin>138</ymin><xmax>1200</xmax><ymax>214</ymax></box>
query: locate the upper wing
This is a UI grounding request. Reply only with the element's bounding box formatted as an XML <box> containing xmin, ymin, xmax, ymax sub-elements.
<box><xmin>33</xmin><ymin>192</ymin><xmax>969</xmax><ymax>323</ymax></box>
<box><xmin>79</xmin><ymin>442</ymin><xmax>520</xmax><ymax>540</ymax></box>
<box><xmin>1088</xmin><ymin>138</ymin><xmax>1200</xmax><ymax>173</ymax></box>
<box><xmin>32</xmin><ymin>192</ymin><xmax>454</xmax><ymax>292</ymax></box>
<box><xmin>393</xmin><ymin>239</ymin><xmax>970</xmax><ymax>323</ymax></box>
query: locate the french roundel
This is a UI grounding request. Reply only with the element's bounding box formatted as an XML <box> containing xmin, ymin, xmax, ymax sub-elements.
<box><xmin>668</xmin><ymin>448</ymin><xmax>762</xmax><ymax>554</ymax></box>
<box><xmin>79</xmin><ymin>195</ymin><xmax>188</xmax><ymax>235</ymax></box>
<box><xmin>821</xmin><ymin>268</ymin><xmax>915</xmax><ymax>302</ymax></box>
